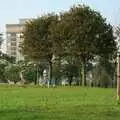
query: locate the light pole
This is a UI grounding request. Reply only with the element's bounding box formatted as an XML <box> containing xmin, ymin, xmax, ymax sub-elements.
<box><xmin>117</xmin><ymin>53</ymin><xmax>120</xmax><ymax>102</ymax></box>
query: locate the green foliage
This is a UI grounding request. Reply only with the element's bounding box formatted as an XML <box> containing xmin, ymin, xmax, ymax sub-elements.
<box><xmin>23</xmin><ymin>69</ymin><xmax>37</xmax><ymax>83</ymax></box>
<box><xmin>18</xmin><ymin>61</ymin><xmax>46</xmax><ymax>84</ymax></box>
<box><xmin>5</xmin><ymin>64</ymin><xmax>21</xmax><ymax>83</ymax></box>
<box><xmin>0</xmin><ymin>52</ymin><xmax>16</xmax><ymax>64</ymax></box>
<box><xmin>21</xmin><ymin>4</ymin><xmax>117</xmax><ymax>86</ymax></box>
<box><xmin>0</xmin><ymin>63</ymin><xmax>7</xmax><ymax>82</ymax></box>
<box><xmin>91</xmin><ymin>64</ymin><xmax>112</xmax><ymax>88</ymax></box>
<box><xmin>0</xmin><ymin>52</ymin><xmax>16</xmax><ymax>83</ymax></box>
<box><xmin>22</xmin><ymin>14</ymin><xmax>58</xmax><ymax>84</ymax></box>
<box><xmin>62</xmin><ymin>64</ymin><xmax>80</xmax><ymax>85</ymax></box>
<box><xmin>22</xmin><ymin>14</ymin><xmax>58</xmax><ymax>61</ymax></box>
<box><xmin>89</xmin><ymin>56</ymin><xmax>116</xmax><ymax>88</ymax></box>
<box><xmin>50</xmin><ymin>5</ymin><xmax>116</xmax><ymax>86</ymax></box>
<box><xmin>63</xmin><ymin>64</ymin><xmax>79</xmax><ymax>77</ymax></box>
<box><xmin>99</xmin><ymin>57</ymin><xmax>115</xmax><ymax>79</ymax></box>
<box><xmin>22</xmin><ymin>63</ymin><xmax>37</xmax><ymax>84</ymax></box>
<box><xmin>51</xmin><ymin>5</ymin><xmax>116</xmax><ymax>57</ymax></box>
<box><xmin>52</xmin><ymin>64</ymin><xmax>62</xmax><ymax>84</ymax></box>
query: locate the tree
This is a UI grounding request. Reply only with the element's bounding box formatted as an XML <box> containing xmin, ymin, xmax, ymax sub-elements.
<box><xmin>17</xmin><ymin>60</ymin><xmax>47</xmax><ymax>84</ymax></box>
<box><xmin>23</xmin><ymin>65</ymin><xmax>37</xmax><ymax>84</ymax></box>
<box><xmin>62</xmin><ymin>64</ymin><xmax>79</xmax><ymax>86</ymax></box>
<box><xmin>0</xmin><ymin>63</ymin><xmax>7</xmax><ymax>82</ymax></box>
<box><xmin>22</xmin><ymin>14</ymin><xmax>58</xmax><ymax>84</ymax></box>
<box><xmin>92</xmin><ymin>63</ymin><xmax>112</xmax><ymax>88</ymax></box>
<box><xmin>5</xmin><ymin>64</ymin><xmax>21</xmax><ymax>84</ymax></box>
<box><xmin>99</xmin><ymin>57</ymin><xmax>115</xmax><ymax>86</ymax></box>
<box><xmin>50</xmin><ymin>5</ymin><xmax>117</xmax><ymax>86</ymax></box>
<box><xmin>0</xmin><ymin>53</ymin><xmax>15</xmax><ymax>64</ymax></box>
<box><xmin>52</xmin><ymin>61</ymin><xmax>62</xmax><ymax>85</ymax></box>
<box><xmin>0</xmin><ymin>52</ymin><xmax>16</xmax><ymax>83</ymax></box>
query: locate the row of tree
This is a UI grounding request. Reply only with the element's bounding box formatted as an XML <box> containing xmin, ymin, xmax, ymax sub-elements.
<box><xmin>0</xmin><ymin>4</ymin><xmax>117</xmax><ymax>87</ymax></box>
<box><xmin>0</xmin><ymin>56</ymin><xmax>116</xmax><ymax>88</ymax></box>
<box><xmin>21</xmin><ymin>4</ymin><xmax>117</xmax><ymax>87</ymax></box>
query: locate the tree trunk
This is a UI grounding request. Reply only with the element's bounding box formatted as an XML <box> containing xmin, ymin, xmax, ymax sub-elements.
<box><xmin>69</xmin><ymin>76</ymin><xmax>73</xmax><ymax>86</ymax></box>
<box><xmin>79</xmin><ymin>73</ymin><xmax>82</xmax><ymax>86</ymax></box>
<box><xmin>14</xmin><ymin>81</ymin><xmax>17</xmax><ymax>84</ymax></box>
<box><xmin>55</xmin><ymin>56</ymin><xmax>61</xmax><ymax>85</ymax></box>
<box><xmin>81</xmin><ymin>62</ymin><xmax>87</xmax><ymax>86</ymax></box>
<box><xmin>75</xmin><ymin>56</ymin><xmax>81</xmax><ymax>86</ymax></box>
<box><xmin>34</xmin><ymin>65</ymin><xmax>37</xmax><ymax>85</ymax></box>
<box><xmin>49</xmin><ymin>61</ymin><xmax>52</xmax><ymax>85</ymax></box>
<box><xmin>34</xmin><ymin>78</ymin><xmax>37</xmax><ymax>85</ymax></box>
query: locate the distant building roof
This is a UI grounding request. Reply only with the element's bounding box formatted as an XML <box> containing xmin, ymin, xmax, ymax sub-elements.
<box><xmin>6</xmin><ymin>24</ymin><xmax>24</xmax><ymax>33</ymax></box>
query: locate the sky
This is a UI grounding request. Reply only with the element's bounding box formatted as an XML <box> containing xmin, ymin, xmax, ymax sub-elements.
<box><xmin>0</xmin><ymin>0</ymin><xmax>120</xmax><ymax>32</ymax></box>
<box><xmin>0</xmin><ymin>0</ymin><xmax>120</xmax><ymax>52</ymax></box>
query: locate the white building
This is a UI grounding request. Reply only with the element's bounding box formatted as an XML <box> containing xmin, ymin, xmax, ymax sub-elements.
<box><xmin>6</xmin><ymin>19</ymin><xmax>30</xmax><ymax>62</ymax></box>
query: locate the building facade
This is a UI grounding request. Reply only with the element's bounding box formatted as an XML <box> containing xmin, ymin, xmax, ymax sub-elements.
<box><xmin>0</xmin><ymin>33</ymin><xmax>3</xmax><ymax>51</ymax></box>
<box><xmin>6</xmin><ymin>19</ymin><xmax>29</xmax><ymax>62</ymax></box>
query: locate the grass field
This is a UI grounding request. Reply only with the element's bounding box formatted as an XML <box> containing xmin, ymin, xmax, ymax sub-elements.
<box><xmin>0</xmin><ymin>86</ymin><xmax>119</xmax><ymax>120</ymax></box>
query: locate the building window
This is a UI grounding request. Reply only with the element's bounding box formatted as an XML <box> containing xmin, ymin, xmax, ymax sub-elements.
<box><xmin>11</xmin><ymin>47</ymin><xmax>16</xmax><ymax>51</ymax></box>
<box><xmin>11</xmin><ymin>42</ymin><xmax>16</xmax><ymax>46</ymax></box>
<box><xmin>11</xmin><ymin>52</ymin><xmax>16</xmax><ymax>56</ymax></box>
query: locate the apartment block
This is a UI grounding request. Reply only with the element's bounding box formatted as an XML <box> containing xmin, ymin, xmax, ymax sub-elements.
<box><xmin>0</xmin><ymin>33</ymin><xmax>3</xmax><ymax>51</ymax></box>
<box><xmin>6</xmin><ymin>19</ymin><xmax>29</xmax><ymax>61</ymax></box>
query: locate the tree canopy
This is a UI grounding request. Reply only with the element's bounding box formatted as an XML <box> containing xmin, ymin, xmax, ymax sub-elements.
<box><xmin>22</xmin><ymin>4</ymin><xmax>117</xmax><ymax>86</ymax></box>
<box><xmin>50</xmin><ymin>5</ymin><xmax>117</xmax><ymax>85</ymax></box>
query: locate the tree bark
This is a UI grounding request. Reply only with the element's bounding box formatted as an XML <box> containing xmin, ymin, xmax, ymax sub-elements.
<box><xmin>81</xmin><ymin>62</ymin><xmax>87</xmax><ymax>86</ymax></box>
<box><xmin>49</xmin><ymin>61</ymin><xmax>52</xmax><ymax>85</ymax></box>
<box><xmin>34</xmin><ymin>77</ymin><xmax>37</xmax><ymax>85</ymax></box>
<box><xmin>69</xmin><ymin>76</ymin><xmax>73</xmax><ymax>86</ymax></box>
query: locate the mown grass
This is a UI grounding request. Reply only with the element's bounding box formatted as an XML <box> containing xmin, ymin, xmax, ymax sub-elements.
<box><xmin>0</xmin><ymin>86</ymin><xmax>119</xmax><ymax>120</ymax></box>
